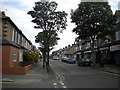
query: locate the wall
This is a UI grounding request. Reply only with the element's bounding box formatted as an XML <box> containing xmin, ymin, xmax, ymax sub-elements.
<box><xmin>2</xmin><ymin>45</ymin><xmax>19</xmax><ymax>67</ymax></box>
<box><xmin>2</xmin><ymin>64</ymin><xmax>33</xmax><ymax>74</ymax></box>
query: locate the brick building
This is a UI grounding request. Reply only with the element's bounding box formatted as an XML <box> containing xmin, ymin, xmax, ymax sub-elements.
<box><xmin>0</xmin><ymin>11</ymin><xmax>39</xmax><ymax>74</ymax></box>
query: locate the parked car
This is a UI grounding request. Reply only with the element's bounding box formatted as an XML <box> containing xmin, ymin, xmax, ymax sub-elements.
<box><xmin>77</xmin><ymin>58</ymin><xmax>92</xmax><ymax>66</ymax></box>
<box><xmin>53</xmin><ymin>56</ymin><xmax>59</xmax><ymax>60</ymax></box>
<box><xmin>66</xmin><ymin>58</ymin><xmax>76</xmax><ymax>64</ymax></box>
<box><xmin>61</xmin><ymin>57</ymin><xmax>67</xmax><ymax>62</ymax></box>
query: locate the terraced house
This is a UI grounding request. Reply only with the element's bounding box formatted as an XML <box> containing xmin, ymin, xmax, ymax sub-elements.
<box><xmin>0</xmin><ymin>11</ymin><xmax>39</xmax><ymax>74</ymax></box>
<box><xmin>53</xmin><ymin>10</ymin><xmax>120</xmax><ymax>66</ymax></box>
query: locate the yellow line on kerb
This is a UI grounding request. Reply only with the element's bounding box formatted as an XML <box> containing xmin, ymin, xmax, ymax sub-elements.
<box><xmin>0</xmin><ymin>82</ymin><xmax>15</xmax><ymax>84</ymax></box>
<box><xmin>50</xmin><ymin>63</ymin><xmax>65</xmax><ymax>81</ymax></box>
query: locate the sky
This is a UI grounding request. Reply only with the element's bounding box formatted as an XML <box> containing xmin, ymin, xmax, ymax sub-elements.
<box><xmin>1</xmin><ymin>0</ymin><xmax>119</xmax><ymax>52</ymax></box>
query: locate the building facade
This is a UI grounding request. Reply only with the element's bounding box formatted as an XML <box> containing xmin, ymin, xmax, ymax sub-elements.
<box><xmin>0</xmin><ymin>11</ymin><xmax>39</xmax><ymax>74</ymax></box>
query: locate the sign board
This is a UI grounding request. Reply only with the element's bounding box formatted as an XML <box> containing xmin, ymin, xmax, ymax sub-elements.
<box><xmin>100</xmin><ymin>47</ymin><xmax>109</xmax><ymax>51</ymax></box>
<box><xmin>77</xmin><ymin>52</ymin><xmax>81</xmax><ymax>54</ymax></box>
<box><xmin>84</xmin><ymin>50</ymin><xmax>91</xmax><ymax>53</ymax></box>
<box><xmin>110</xmin><ymin>44</ymin><xmax>120</xmax><ymax>51</ymax></box>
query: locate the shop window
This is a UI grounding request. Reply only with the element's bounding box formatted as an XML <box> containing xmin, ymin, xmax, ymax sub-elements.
<box><xmin>13</xmin><ymin>51</ymin><xmax>17</xmax><ymax>62</ymax></box>
<box><xmin>86</xmin><ymin>42</ymin><xmax>90</xmax><ymax>49</ymax></box>
<box><xmin>116</xmin><ymin>30</ymin><xmax>120</xmax><ymax>40</ymax></box>
<box><xmin>94</xmin><ymin>40</ymin><xmax>97</xmax><ymax>48</ymax></box>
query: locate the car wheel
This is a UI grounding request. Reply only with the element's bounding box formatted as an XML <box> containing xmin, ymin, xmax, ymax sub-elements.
<box><xmin>89</xmin><ymin>63</ymin><xmax>91</xmax><ymax>66</ymax></box>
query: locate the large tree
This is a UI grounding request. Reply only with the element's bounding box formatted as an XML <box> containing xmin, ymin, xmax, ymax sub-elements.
<box><xmin>35</xmin><ymin>30</ymin><xmax>60</xmax><ymax>68</ymax></box>
<box><xmin>27</xmin><ymin>0</ymin><xmax>67</xmax><ymax>70</ymax></box>
<box><xmin>71</xmin><ymin>1</ymin><xmax>116</xmax><ymax>66</ymax></box>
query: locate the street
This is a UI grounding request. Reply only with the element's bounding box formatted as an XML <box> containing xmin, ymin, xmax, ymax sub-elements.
<box><xmin>50</xmin><ymin>60</ymin><xmax>119</xmax><ymax>88</ymax></box>
<box><xmin>2</xmin><ymin>59</ymin><xmax>120</xmax><ymax>89</ymax></box>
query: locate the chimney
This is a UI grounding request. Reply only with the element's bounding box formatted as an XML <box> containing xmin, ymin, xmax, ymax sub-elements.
<box><xmin>68</xmin><ymin>45</ymin><xmax>71</xmax><ymax>47</ymax></box>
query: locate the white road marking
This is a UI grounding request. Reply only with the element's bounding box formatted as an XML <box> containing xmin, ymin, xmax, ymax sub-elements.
<box><xmin>53</xmin><ymin>83</ymin><xmax>57</xmax><ymax>86</ymax></box>
<box><xmin>62</xmin><ymin>86</ymin><xmax>67</xmax><ymax>88</ymax></box>
<box><xmin>54</xmin><ymin>86</ymin><xmax>58</xmax><ymax>88</ymax></box>
<box><xmin>55</xmin><ymin>86</ymin><xmax>58</xmax><ymax>88</ymax></box>
<box><xmin>59</xmin><ymin>81</ymin><xmax>65</xmax><ymax>85</ymax></box>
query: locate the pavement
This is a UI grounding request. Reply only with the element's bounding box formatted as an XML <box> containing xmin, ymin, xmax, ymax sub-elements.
<box><xmin>1</xmin><ymin>61</ymin><xmax>120</xmax><ymax>84</ymax></box>
<box><xmin>93</xmin><ymin>64</ymin><xmax>120</xmax><ymax>75</ymax></box>
<box><xmin>1</xmin><ymin>61</ymin><xmax>58</xmax><ymax>84</ymax></box>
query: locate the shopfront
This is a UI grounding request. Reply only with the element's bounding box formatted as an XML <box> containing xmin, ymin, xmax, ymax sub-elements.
<box><xmin>110</xmin><ymin>44</ymin><xmax>120</xmax><ymax>65</ymax></box>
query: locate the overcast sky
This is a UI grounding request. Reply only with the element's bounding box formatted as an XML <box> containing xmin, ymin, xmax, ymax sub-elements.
<box><xmin>1</xmin><ymin>0</ymin><xmax>119</xmax><ymax>51</ymax></box>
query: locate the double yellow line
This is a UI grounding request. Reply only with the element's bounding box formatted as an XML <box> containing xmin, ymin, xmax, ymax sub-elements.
<box><xmin>50</xmin><ymin>63</ymin><xmax>65</xmax><ymax>81</ymax></box>
<box><xmin>0</xmin><ymin>79</ymin><xmax>15</xmax><ymax>84</ymax></box>
<box><xmin>57</xmin><ymin>73</ymin><xmax>65</xmax><ymax>80</ymax></box>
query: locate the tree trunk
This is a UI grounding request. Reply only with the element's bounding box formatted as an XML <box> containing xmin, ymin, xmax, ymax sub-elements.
<box><xmin>47</xmin><ymin>45</ymin><xmax>49</xmax><ymax>67</ymax></box>
<box><xmin>43</xmin><ymin>30</ymin><xmax>47</xmax><ymax>68</ymax></box>
<box><xmin>43</xmin><ymin>53</ymin><xmax>46</xmax><ymax>68</ymax></box>
<box><xmin>91</xmin><ymin>39</ymin><xmax>96</xmax><ymax>67</ymax></box>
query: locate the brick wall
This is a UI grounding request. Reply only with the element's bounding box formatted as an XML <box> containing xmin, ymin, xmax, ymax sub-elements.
<box><xmin>2</xmin><ymin>45</ymin><xmax>19</xmax><ymax>67</ymax></box>
<box><xmin>2</xmin><ymin>64</ymin><xmax>33</xmax><ymax>74</ymax></box>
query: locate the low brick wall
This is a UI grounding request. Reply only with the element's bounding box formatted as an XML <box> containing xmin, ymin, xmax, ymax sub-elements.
<box><xmin>2</xmin><ymin>64</ymin><xmax>33</xmax><ymax>75</ymax></box>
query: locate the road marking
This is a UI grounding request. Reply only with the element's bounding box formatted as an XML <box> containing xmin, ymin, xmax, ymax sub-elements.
<box><xmin>54</xmin><ymin>86</ymin><xmax>58</xmax><ymax>88</ymax></box>
<box><xmin>0</xmin><ymin>78</ymin><xmax>14</xmax><ymax>82</ymax></box>
<box><xmin>60</xmin><ymin>74</ymin><xmax>65</xmax><ymax>80</ymax></box>
<box><xmin>59</xmin><ymin>81</ymin><xmax>64</xmax><ymax>85</ymax></box>
<box><xmin>0</xmin><ymin>82</ymin><xmax>16</xmax><ymax>84</ymax></box>
<box><xmin>62</xmin><ymin>86</ymin><xmax>67</xmax><ymax>88</ymax></box>
<box><xmin>0</xmin><ymin>78</ymin><xmax>15</xmax><ymax>83</ymax></box>
<box><xmin>50</xmin><ymin>63</ymin><xmax>65</xmax><ymax>80</ymax></box>
<box><xmin>53</xmin><ymin>83</ymin><xmax>57</xmax><ymax>85</ymax></box>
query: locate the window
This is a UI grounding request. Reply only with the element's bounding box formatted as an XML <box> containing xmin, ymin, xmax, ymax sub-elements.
<box><xmin>24</xmin><ymin>40</ymin><xmax>27</xmax><ymax>47</ymax></box>
<box><xmin>94</xmin><ymin>41</ymin><xmax>97</xmax><ymax>48</ymax></box>
<box><xmin>76</xmin><ymin>44</ymin><xmax>80</xmax><ymax>51</ymax></box>
<box><xmin>86</xmin><ymin>42</ymin><xmax>90</xmax><ymax>49</ymax></box>
<box><xmin>18</xmin><ymin>34</ymin><xmax>20</xmax><ymax>45</ymax></box>
<box><xmin>12</xmin><ymin>29</ymin><xmax>15</xmax><ymax>41</ymax></box>
<box><xmin>22</xmin><ymin>37</ymin><xmax>24</xmax><ymax>46</ymax></box>
<box><xmin>16</xmin><ymin>31</ymin><xmax>18</xmax><ymax>43</ymax></box>
<box><xmin>13</xmin><ymin>51</ymin><xmax>17</xmax><ymax>62</ymax></box>
<box><xmin>116</xmin><ymin>31</ymin><xmax>120</xmax><ymax>40</ymax></box>
<box><xmin>19</xmin><ymin>50</ymin><xmax>23</xmax><ymax>62</ymax></box>
<box><xmin>14</xmin><ymin>31</ymin><xmax>18</xmax><ymax>43</ymax></box>
<box><xmin>79</xmin><ymin>45</ymin><xmax>81</xmax><ymax>50</ymax></box>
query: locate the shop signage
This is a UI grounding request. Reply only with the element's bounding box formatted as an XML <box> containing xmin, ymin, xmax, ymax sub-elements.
<box><xmin>100</xmin><ymin>47</ymin><xmax>109</xmax><ymax>51</ymax></box>
<box><xmin>110</xmin><ymin>44</ymin><xmax>120</xmax><ymax>51</ymax></box>
<box><xmin>77</xmin><ymin>52</ymin><xmax>81</xmax><ymax>54</ymax></box>
<box><xmin>84</xmin><ymin>50</ymin><xmax>91</xmax><ymax>53</ymax></box>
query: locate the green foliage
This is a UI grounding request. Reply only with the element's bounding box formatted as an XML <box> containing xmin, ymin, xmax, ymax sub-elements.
<box><xmin>35</xmin><ymin>30</ymin><xmax>60</xmax><ymax>50</ymax></box>
<box><xmin>27</xmin><ymin>0</ymin><xmax>67</xmax><ymax>67</ymax></box>
<box><xmin>71</xmin><ymin>2</ymin><xmax>116</xmax><ymax>66</ymax></box>
<box><xmin>23</xmin><ymin>51</ymin><xmax>30</xmax><ymax>61</ymax></box>
<box><xmin>29</xmin><ymin>52</ymin><xmax>40</xmax><ymax>63</ymax></box>
<box><xmin>23</xmin><ymin>51</ymin><xmax>40</xmax><ymax>63</ymax></box>
<box><xmin>27</xmin><ymin>0</ymin><xmax>67</xmax><ymax>32</ymax></box>
<box><xmin>71</xmin><ymin>2</ymin><xmax>116</xmax><ymax>40</ymax></box>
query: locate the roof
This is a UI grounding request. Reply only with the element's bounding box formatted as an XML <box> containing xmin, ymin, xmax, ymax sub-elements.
<box><xmin>0</xmin><ymin>39</ymin><xmax>20</xmax><ymax>49</ymax></box>
<box><xmin>66</xmin><ymin>40</ymin><xmax>87</xmax><ymax>55</ymax></box>
<box><xmin>66</xmin><ymin>44</ymin><xmax>76</xmax><ymax>55</ymax></box>
<box><xmin>0</xmin><ymin>11</ymin><xmax>32</xmax><ymax>45</ymax></box>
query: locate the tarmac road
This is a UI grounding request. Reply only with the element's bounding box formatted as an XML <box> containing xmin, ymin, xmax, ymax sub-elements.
<box><xmin>1</xmin><ymin>59</ymin><xmax>120</xmax><ymax>89</ymax></box>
